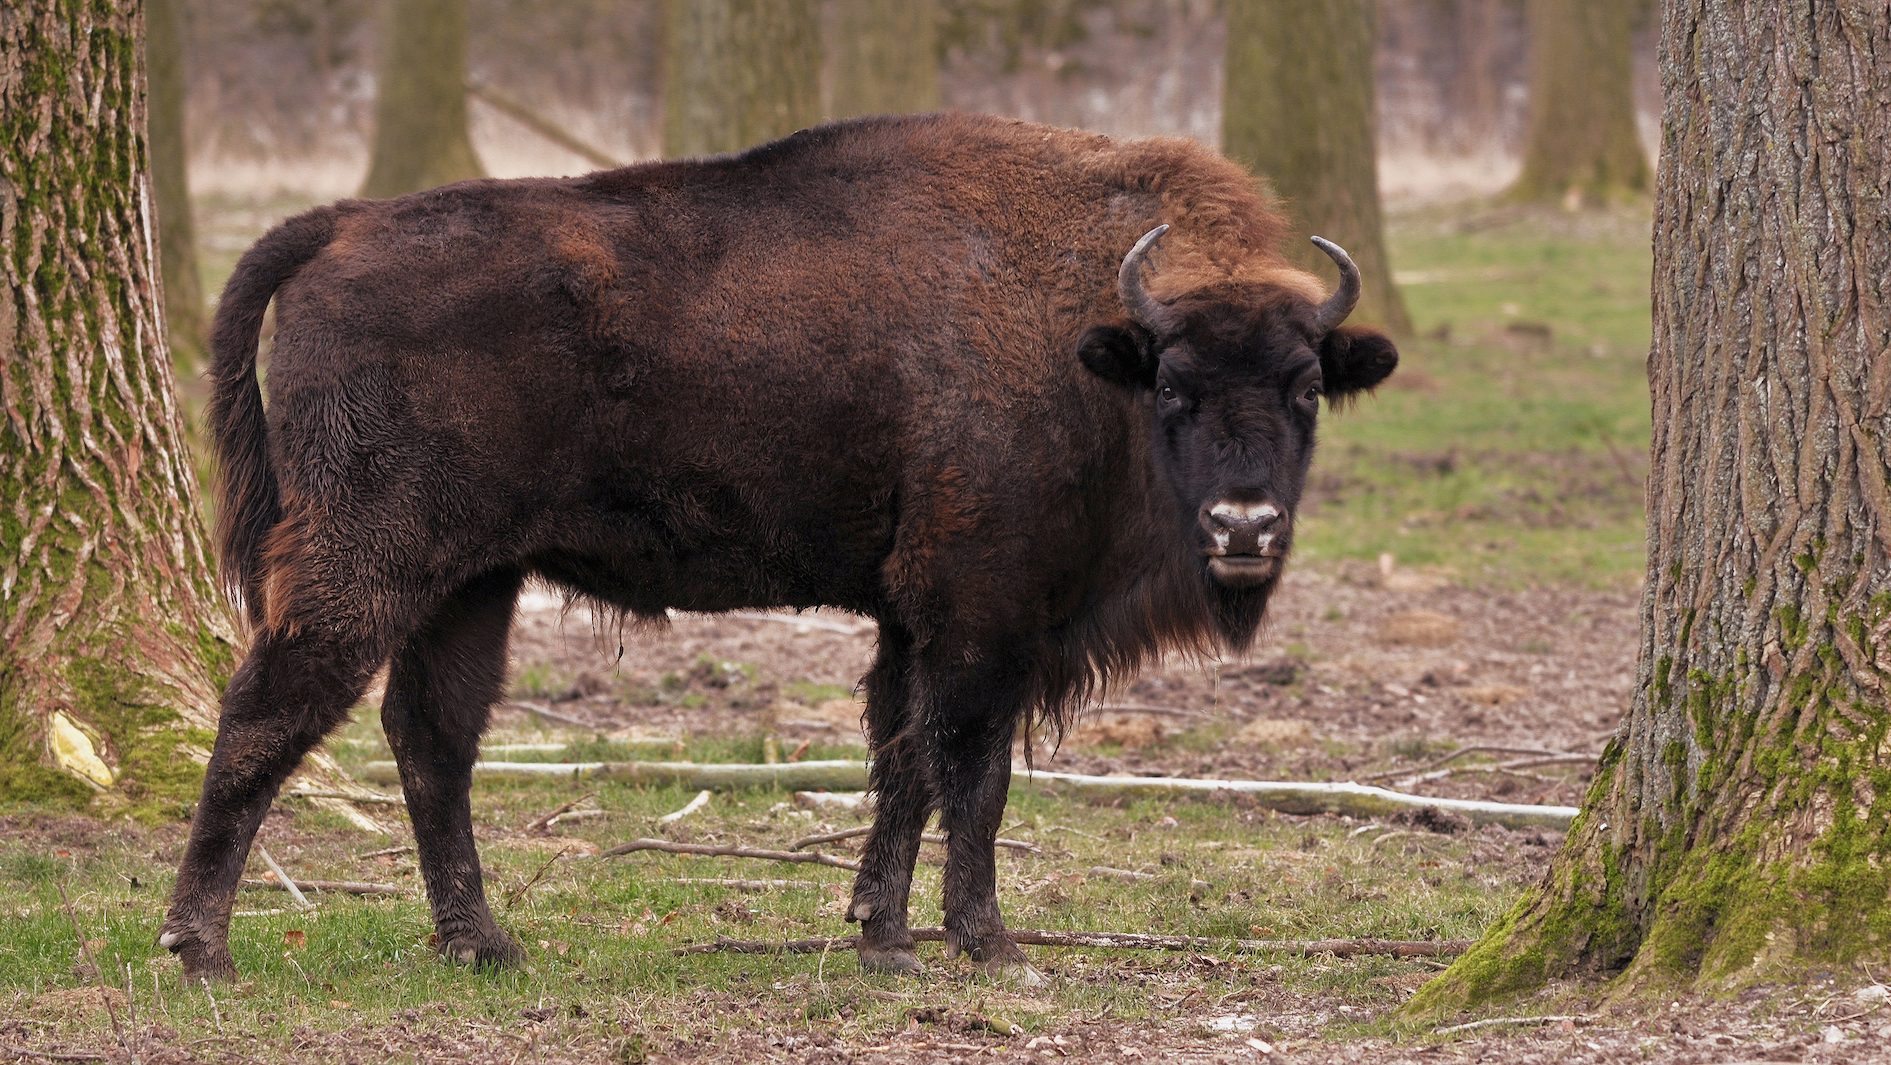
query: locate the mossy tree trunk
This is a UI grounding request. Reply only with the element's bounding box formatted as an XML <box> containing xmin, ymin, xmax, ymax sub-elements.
<box><xmin>1222</xmin><ymin>0</ymin><xmax>1411</xmax><ymax>336</ymax></box>
<box><xmin>1</xmin><ymin>0</ymin><xmax>233</xmax><ymax>815</ymax></box>
<box><xmin>1509</xmin><ymin>0</ymin><xmax>1649</xmax><ymax>205</ymax></box>
<box><xmin>1411</xmin><ymin>0</ymin><xmax>1891</xmax><ymax>1013</ymax></box>
<box><xmin>664</xmin><ymin>0</ymin><xmax>821</xmax><ymax>157</ymax></box>
<box><xmin>827</xmin><ymin>0</ymin><xmax>939</xmax><ymax>120</ymax></box>
<box><xmin>147</xmin><ymin>0</ymin><xmax>204</xmax><ymax>374</ymax></box>
<box><xmin>359</xmin><ymin>0</ymin><xmax>483</xmax><ymax>198</ymax></box>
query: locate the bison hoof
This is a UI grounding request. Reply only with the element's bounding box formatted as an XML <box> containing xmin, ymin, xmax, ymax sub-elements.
<box><xmin>858</xmin><ymin>943</ymin><xmax>924</xmax><ymax>976</ymax></box>
<box><xmin>438</xmin><ymin>929</ymin><xmax>526</xmax><ymax>969</ymax></box>
<box><xmin>160</xmin><ymin>925</ymin><xmax>237</xmax><ymax>983</ymax></box>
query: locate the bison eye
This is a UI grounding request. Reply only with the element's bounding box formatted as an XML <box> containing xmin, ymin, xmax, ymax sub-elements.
<box><xmin>1159</xmin><ymin>385</ymin><xmax>1181</xmax><ymax>406</ymax></box>
<box><xmin>1300</xmin><ymin>384</ymin><xmax>1322</xmax><ymax>408</ymax></box>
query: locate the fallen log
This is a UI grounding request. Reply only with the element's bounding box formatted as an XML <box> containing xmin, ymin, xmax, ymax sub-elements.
<box><xmin>367</xmin><ymin>759</ymin><xmax>1578</xmax><ymax>830</ymax></box>
<box><xmin>677</xmin><ymin>928</ymin><xmax>1469</xmax><ymax>959</ymax></box>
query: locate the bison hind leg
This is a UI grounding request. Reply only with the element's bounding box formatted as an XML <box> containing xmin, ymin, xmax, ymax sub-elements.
<box><xmin>380</xmin><ymin>568</ymin><xmax>526</xmax><ymax>970</ymax></box>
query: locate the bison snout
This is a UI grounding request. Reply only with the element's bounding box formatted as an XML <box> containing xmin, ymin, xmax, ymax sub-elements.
<box><xmin>1202</xmin><ymin>500</ymin><xmax>1283</xmax><ymax>555</ymax></box>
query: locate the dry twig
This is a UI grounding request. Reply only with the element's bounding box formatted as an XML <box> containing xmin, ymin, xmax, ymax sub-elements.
<box><xmin>241</xmin><ymin>878</ymin><xmax>403</xmax><ymax>896</ymax></box>
<box><xmin>504</xmin><ymin>846</ymin><xmax>569</xmax><ymax>907</ymax></box>
<box><xmin>678</xmin><ymin>928</ymin><xmax>1469</xmax><ymax>958</ymax></box>
<box><xmin>503</xmin><ymin>700</ymin><xmax>596</xmax><ymax>730</ymax></box>
<box><xmin>256</xmin><ymin>846</ymin><xmax>312</xmax><ymax>910</ymax></box>
<box><xmin>1362</xmin><ymin>745</ymin><xmax>1586</xmax><ymax>783</ymax></box>
<box><xmin>525</xmin><ymin>792</ymin><xmax>596</xmax><ymax>833</ymax></box>
<box><xmin>657</xmin><ymin>790</ymin><xmax>712</xmax><ymax>826</ymax></box>
<box><xmin>673</xmin><ymin>877</ymin><xmax>820</xmax><ymax>892</ymax></box>
<box><xmin>788</xmin><ymin>825</ymin><xmax>1039</xmax><ymax>854</ymax></box>
<box><xmin>0</xmin><ymin>1042</ymin><xmax>107</xmax><ymax>1062</ymax></box>
<box><xmin>600</xmin><ymin>837</ymin><xmax>859</xmax><ymax>871</ymax></box>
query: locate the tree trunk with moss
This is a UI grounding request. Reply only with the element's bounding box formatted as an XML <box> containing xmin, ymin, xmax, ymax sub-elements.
<box><xmin>1411</xmin><ymin>1</ymin><xmax>1891</xmax><ymax>1013</ymax></box>
<box><xmin>1509</xmin><ymin>0</ymin><xmax>1649</xmax><ymax>205</ymax></box>
<box><xmin>1222</xmin><ymin>0</ymin><xmax>1410</xmax><ymax>335</ymax></box>
<box><xmin>0</xmin><ymin>0</ymin><xmax>234</xmax><ymax>816</ymax></box>
<box><xmin>359</xmin><ymin>0</ymin><xmax>482</xmax><ymax>198</ymax></box>
<box><xmin>827</xmin><ymin>0</ymin><xmax>938</xmax><ymax>120</ymax></box>
<box><xmin>664</xmin><ymin>0</ymin><xmax>821</xmax><ymax>157</ymax></box>
<box><xmin>147</xmin><ymin>0</ymin><xmax>204</xmax><ymax>374</ymax></box>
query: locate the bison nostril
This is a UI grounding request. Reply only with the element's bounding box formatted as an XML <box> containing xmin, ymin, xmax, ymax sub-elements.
<box><xmin>1203</xmin><ymin>500</ymin><xmax>1284</xmax><ymax>553</ymax></box>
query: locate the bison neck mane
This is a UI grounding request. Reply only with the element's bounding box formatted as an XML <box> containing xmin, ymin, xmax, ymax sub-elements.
<box><xmin>1024</xmin><ymin>474</ymin><xmax>1274</xmax><ymax>749</ymax></box>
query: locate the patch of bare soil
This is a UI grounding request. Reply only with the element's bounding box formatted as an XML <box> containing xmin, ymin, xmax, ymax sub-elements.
<box><xmin>502</xmin><ymin>562</ymin><xmax>1639</xmax><ymax>809</ymax></box>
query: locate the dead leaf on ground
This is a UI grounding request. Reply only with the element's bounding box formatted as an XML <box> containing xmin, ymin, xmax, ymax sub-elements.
<box><xmin>283</xmin><ymin>929</ymin><xmax>307</xmax><ymax>949</ymax></box>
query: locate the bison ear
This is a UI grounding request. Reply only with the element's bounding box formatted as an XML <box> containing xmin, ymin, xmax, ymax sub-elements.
<box><xmin>1078</xmin><ymin>323</ymin><xmax>1158</xmax><ymax>390</ymax></box>
<box><xmin>1318</xmin><ymin>325</ymin><xmax>1398</xmax><ymax>403</ymax></box>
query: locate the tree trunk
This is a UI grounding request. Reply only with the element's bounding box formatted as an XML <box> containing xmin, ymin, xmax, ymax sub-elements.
<box><xmin>827</xmin><ymin>0</ymin><xmax>939</xmax><ymax>120</ymax></box>
<box><xmin>1222</xmin><ymin>0</ymin><xmax>1411</xmax><ymax>336</ymax></box>
<box><xmin>1</xmin><ymin>0</ymin><xmax>232</xmax><ymax>815</ymax></box>
<box><xmin>1411</xmin><ymin>1</ymin><xmax>1891</xmax><ymax>1011</ymax></box>
<box><xmin>1509</xmin><ymin>0</ymin><xmax>1649</xmax><ymax>205</ymax></box>
<box><xmin>663</xmin><ymin>0</ymin><xmax>821</xmax><ymax>158</ymax></box>
<box><xmin>147</xmin><ymin>0</ymin><xmax>204</xmax><ymax>375</ymax></box>
<box><xmin>359</xmin><ymin>0</ymin><xmax>483</xmax><ymax>198</ymax></box>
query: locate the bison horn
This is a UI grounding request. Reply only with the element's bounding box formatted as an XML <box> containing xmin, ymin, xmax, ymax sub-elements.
<box><xmin>1118</xmin><ymin>224</ymin><xmax>1178</xmax><ymax>334</ymax></box>
<box><xmin>1309</xmin><ymin>235</ymin><xmax>1361</xmax><ymax>333</ymax></box>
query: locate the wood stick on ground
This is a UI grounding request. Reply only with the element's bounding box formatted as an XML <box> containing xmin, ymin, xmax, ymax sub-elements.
<box><xmin>677</xmin><ymin>928</ymin><xmax>1471</xmax><ymax>959</ymax></box>
<box><xmin>794</xmin><ymin>791</ymin><xmax>867</xmax><ymax>811</ymax></box>
<box><xmin>241</xmin><ymin>878</ymin><xmax>404</xmax><ymax>896</ymax></box>
<box><xmin>503</xmin><ymin>700</ymin><xmax>597</xmax><ymax>730</ymax></box>
<box><xmin>354</xmin><ymin>845</ymin><xmax>415</xmax><ymax>861</ymax></box>
<box><xmin>1087</xmin><ymin>866</ymin><xmax>1156</xmax><ymax>881</ymax></box>
<box><xmin>0</xmin><ymin>1042</ymin><xmax>106</xmax><ymax>1062</ymax></box>
<box><xmin>504</xmin><ymin>846</ymin><xmax>569</xmax><ymax>907</ymax></box>
<box><xmin>396</xmin><ymin>761</ymin><xmax>1578</xmax><ymax>829</ymax></box>
<box><xmin>657</xmin><ymin>790</ymin><xmax>712</xmax><ymax>826</ymax></box>
<box><xmin>284</xmin><ymin>787</ymin><xmax>405</xmax><ymax>805</ymax></box>
<box><xmin>1361</xmin><ymin>745</ymin><xmax>1586</xmax><ymax>783</ymax></box>
<box><xmin>1434</xmin><ymin>1014</ymin><xmax>1594</xmax><ymax>1036</ymax></box>
<box><xmin>674</xmin><ymin>877</ymin><xmax>821</xmax><ymax>892</ymax></box>
<box><xmin>600</xmin><ymin>837</ymin><xmax>859</xmax><ymax>872</ymax></box>
<box><xmin>526</xmin><ymin>792</ymin><xmax>596</xmax><ymax>834</ymax></box>
<box><xmin>256</xmin><ymin>846</ymin><xmax>313</xmax><ymax>910</ymax></box>
<box><xmin>789</xmin><ymin>826</ymin><xmax>1040</xmax><ymax>854</ymax></box>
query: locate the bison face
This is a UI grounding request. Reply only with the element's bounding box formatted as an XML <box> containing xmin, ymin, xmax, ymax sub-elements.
<box><xmin>1079</xmin><ymin>226</ymin><xmax>1398</xmax><ymax>590</ymax></box>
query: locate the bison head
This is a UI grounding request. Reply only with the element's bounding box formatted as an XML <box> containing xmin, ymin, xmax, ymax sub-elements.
<box><xmin>1078</xmin><ymin>225</ymin><xmax>1398</xmax><ymax>590</ymax></box>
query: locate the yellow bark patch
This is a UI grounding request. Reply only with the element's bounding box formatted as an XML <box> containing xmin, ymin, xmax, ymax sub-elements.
<box><xmin>49</xmin><ymin>711</ymin><xmax>115</xmax><ymax>789</ymax></box>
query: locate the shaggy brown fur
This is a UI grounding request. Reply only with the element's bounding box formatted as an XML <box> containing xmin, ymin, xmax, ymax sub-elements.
<box><xmin>164</xmin><ymin>113</ymin><xmax>1396</xmax><ymax>982</ymax></box>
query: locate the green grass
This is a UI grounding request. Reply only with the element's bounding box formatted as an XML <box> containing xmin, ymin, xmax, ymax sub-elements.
<box><xmin>0</xmin><ymin>760</ymin><xmax>1514</xmax><ymax>1056</ymax></box>
<box><xmin>1300</xmin><ymin>205</ymin><xmax>1653</xmax><ymax>588</ymax></box>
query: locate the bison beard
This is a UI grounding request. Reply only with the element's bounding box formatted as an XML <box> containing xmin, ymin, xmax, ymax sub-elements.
<box><xmin>159</xmin><ymin>113</ymin><xmax>1397</xmax><ymax>982</ymax></box>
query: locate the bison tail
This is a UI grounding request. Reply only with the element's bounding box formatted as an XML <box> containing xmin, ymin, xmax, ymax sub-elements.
<box><xmin>205</xmin><ymin>206</ymin><xmax>337</xmax><ymax>627</ymax></box>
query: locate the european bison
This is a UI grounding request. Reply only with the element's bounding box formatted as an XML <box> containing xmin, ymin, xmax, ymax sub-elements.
<box><xmin>160</xmin><ymin>112</ymin><xmax>1396</xmax><ymax>982</ymax></box>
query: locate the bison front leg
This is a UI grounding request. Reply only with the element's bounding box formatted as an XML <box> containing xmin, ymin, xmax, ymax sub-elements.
<box><xmin>930</xmin><ymin>658</ymin><xmax>1042</xmax><ymax>985</ymax></box>
<box><xmin>380</xmin><ymin>570</ymin><xmax>526</xmax><ymax>969</ymax></box>
<box><xmin>848</xmin><ymin>624</ymin><xmax>936</xmax><ymax>975</ymax></box>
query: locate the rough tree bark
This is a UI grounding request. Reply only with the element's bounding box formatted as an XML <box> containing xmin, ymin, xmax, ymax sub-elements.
<box><xmin>1412</xmin><ymin>0</ymin><xmax>1891</xmax><ymax>1009</ymax></box>
<box><xmin>1</xmin><ymin>0</ymin><xmax>232</xmax><ymax>814</ymax></box>
<box><xmin>664</xmin><ymin>0</ymin><xmax>821</xmax><ymax>158</ymax></box>
<box><xmin>1222</xmin><ymin>0</ymin><xmax>1411</xmax><ymax>335</ymax></box>
<box><xmin>1509</xmin><ymin>0</ymin><xmax>1650</xmax><ymax>205</ymax></box>
<box><xmin>1</xmin><ymin>0</ymin><xmax>371</xmax><ymax>823</ymax></box>
<box><xmin>147</xmin><ymin>0</ymin><xmax>204</xmax><ymax>374</ymax></box>
<box><xmin>827</xmin><ymin>0</ymin><xmax>939</xmax><ymax>120</ymax></box>
<box><xmin>359</xmin><ymin>0</ymin><xmax>483</xmax><ymax>198</ymax></box>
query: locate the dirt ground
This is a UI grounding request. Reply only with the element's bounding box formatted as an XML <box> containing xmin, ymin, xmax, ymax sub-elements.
<box><xmin>504</xmin><ymin>558</ymin><xmax>1639</xmax><ymax>810</ymax></box>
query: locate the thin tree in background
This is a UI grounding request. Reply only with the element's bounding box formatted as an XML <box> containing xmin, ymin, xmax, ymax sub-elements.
<box><xmin>1223</xmin><ymin>0</ymin><xmax>1411</xmax><ymax>335</ymax></box>
<box><xmin>1413</xmin><ymin>1</ymin><xmax>1890</xmax><ymax>1010</ymax></box>
<box><xmin>1509</xmin><ymin>0</ymin><xmax>1648</xmax><ymax>205</ymax></box>
<box><xmin>148</xmin><ymin>0</ymin><xmax>205</xmax><ymax>373</ymax></box>
<box><xmin>1</xmin><ymin>0</ymin><xmax>232</xmax><ymax>812</ymax></box>
<box><xmin>360</xmin><ymin>0</ymin><xmax>483</xmax><ymax>197</ymax></box>
<box><xmin>828</xmin><ymin>0</ymin><xmax>940</xmax><ymax>120</ymax></box>
<box><xmin>664</xmin><ymin>0</ymin><xmax>821</xmax><ymax>157</ymax></box>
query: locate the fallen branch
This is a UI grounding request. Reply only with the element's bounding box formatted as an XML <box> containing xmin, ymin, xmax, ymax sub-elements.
<box><xmin>789</xmin><ymin>825</ymin><xmax>1040</xmax><ymax>854</ymax></box>
<box><xmin>674</xmin><ymin>877</ymin><xmax>820</xmax><ymax>892</ymax></box>
<box><xmin>503</xmin><ymin>846</ymin><xmax>569</xmax><ymax>907</ymax></box>
<box><xmin>395</xmin><ymin>761</ymin><xmax>1576</xmax><ymax>829</ymax></box>
<box><xmin>0</xmin><ymin>1041</ymin><xmax>107</xmax><ymax>1062</ymax></box>
<box><xmin>1362</xmin><ymin>745</ymin><xmax>1589</xmax><ymax>784</ymax></box>
<box><xmin>354</xmin><ymin>845</ymin><xmax>415</xmax><ymax>860</ymax></box>
<box><xmin>678</xmin><ymin>928</ymin><xmax>1469</xmax><ymax>959</ymax></box>
<box><xmin>241</xmin><ymin>877</ymin><xmax>404</xmax><ymax>896</ymax></box>
<box><xmin>600</xmin><ymin>837</ymin><xmax>859</xmax><ymax>871</ymax></box>
<box><xmin>503</xmin><ymin>700</ymin><xmax>597</xmax><ymax>730</ymax></box>
<box><xmin>525</xmin><ymin>793</ymin><xmax>595</xmax><ymax>834</ymax></box>
<box><xmin>658</xmin><ymin>790</ymin><xmax>712</xmax><ymax>826</ymax></box>
<box><xmin>794</xmin><ymin>791</ymin><xmax>867</xmax><ymax>811</ymax></box>
<box><xmin>1433</xmin><ymin>1014</ymin><xmax>1593</xmax><ymax>1036</ymax></box>
<box><xmin>284</xmin><ymin>787</ymin><xmax>405</xmax><ymax>806</ymax></box>
<box><xmin>255</xmin><ymin>846</ymin><xmax>312</xmax><ymax>910</ymax></box>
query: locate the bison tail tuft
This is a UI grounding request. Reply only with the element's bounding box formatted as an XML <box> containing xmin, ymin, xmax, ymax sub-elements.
<box><xmin>204</xmin><ymin>206</ymin><xmax>337</xmax><ymax>627</ymax></box>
